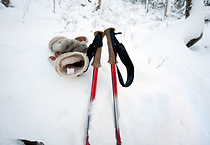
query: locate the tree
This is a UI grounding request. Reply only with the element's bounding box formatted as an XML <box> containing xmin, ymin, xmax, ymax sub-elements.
<box><xmin>174</xmin><ymin>0</ymin><xmax>185</xmax><ymax>9</ymax></box>
<box><xmin>53</xmin><ymin>0</ymin><xmax>55</xmax><ymax>13</ymax></box>
<box><xmin>185</xmin><ymin>0</ymin><xmax>192</xmax><ymax>18</ymax></box>
<box><xmin>164</xmin><ymin>0</ymin><xmax>170</xmax><ymax>18</ymax></box>
<box><xmin>145</xmin><ymin>0</ymin><xmax>149</xmax><ymax>12</ymax></box>
<box><xmin>96</xmin><ymin>0</ymin><xmax>101</xmax><ymax>11</ymax></box>
<box><xmin>185</xmin><ymin>0</ymin><xmax>203</xmax><ymax>47</ymax></box>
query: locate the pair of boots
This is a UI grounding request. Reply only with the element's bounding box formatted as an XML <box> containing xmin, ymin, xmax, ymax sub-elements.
<box><xmin>48</xmin><ymin>36</ymin><xmax>89</xmax><ymax>78</ymax></box>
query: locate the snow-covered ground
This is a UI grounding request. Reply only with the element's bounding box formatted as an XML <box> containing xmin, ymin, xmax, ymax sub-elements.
<box><xmin>0</xmin><ymin>0</ymin><xmax>210</xmax><ymax>145</ymax></box>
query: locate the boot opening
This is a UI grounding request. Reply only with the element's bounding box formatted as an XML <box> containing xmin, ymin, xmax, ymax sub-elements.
<box><xmin>59</xmin><ymin>54</ymin><xmax>85</xmax><ymax>76</ymax></box>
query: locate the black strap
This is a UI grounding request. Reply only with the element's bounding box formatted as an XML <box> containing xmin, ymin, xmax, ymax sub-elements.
<box><xmin>86</xmin><ymin>32</ymin><xmax>103</xmax><ymax>70</ymax></box>
<box><xmin>110</xmin><ymin>30</ymin><xmax>134</xmax><ymax>87</ymax></box>
<box><xmin>87</xmin><ymin>30</ymin><xmax>134</xmax><ymax>87</ymax></box>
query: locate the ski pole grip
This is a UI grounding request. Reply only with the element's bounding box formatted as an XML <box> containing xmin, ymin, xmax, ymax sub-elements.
<box><xmin>91</xmin><ymin>31</ymin><xmax>103</xmax><ymax>68</ymax></box>
<box><xmin>104</xmin><ymin>28</ymin><xmax>116</xmax><ymax>65</ymax></box>
<box><xmin>91</xmin><ymin>46</ymin><xmax>102</xmax><ymax>68</ymax></box>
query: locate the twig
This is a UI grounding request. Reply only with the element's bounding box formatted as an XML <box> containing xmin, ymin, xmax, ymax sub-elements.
<box><xmin>22</xmin><ymin>0</ymin><xmax>32</xmax><ymax>19</ymax></box>
<box><xmin>147</xmin><ymin>56</ymin><xmax>156</xmax><ymax>65</ymax></box>
<box><xmin>12</xmin><ymin>0</ymin><xmax>32</xmax><ymax>25</ymax></box>
<box><xmin>156</xmin><ymin>57</ymin><xmax>168</xmax><ymax>68</ymax></box>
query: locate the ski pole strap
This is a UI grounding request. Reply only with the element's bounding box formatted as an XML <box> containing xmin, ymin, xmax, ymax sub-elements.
<box><xmin>105</xmin><ymin>28</ymin><xmax>134</xmax><ymax>87</ymax></box>
<box><xmin>86</xmin><ymin>31</ymin><xmax>104</xmax><ymax>68</ymax></box>
<box><xmin>115</xmin><ymin>42</ymin><xmax>134</xmax><ymax>87</ymax></box>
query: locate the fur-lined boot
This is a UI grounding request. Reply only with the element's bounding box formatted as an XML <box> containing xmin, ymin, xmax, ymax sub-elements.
<box><xmin>48</xmin><ymin>36</ymin><xmax>89</xmax><ymax>78</ymax></box>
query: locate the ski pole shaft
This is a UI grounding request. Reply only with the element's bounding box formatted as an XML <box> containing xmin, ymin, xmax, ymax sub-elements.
<box><xmin>86</xmin><ymin>67</ymin><xmax>98</xmax><ymax>145</ymax></box>
<box><xmin>90</xmin><ymin>45</ymin><xmax>102</xmax><ymax>102</ymax></box>
<box><xmin>104</xmin><ymin>27</ymin><xmax>122</xmax><ymax>145</ymax></box>
<box><xmin>111</xmin><ymin>64</ymin><xmax>121</xmax><ymax>145</ymax></box>
<box><xmin>86</xmin><ymin>31</ymin><xmax>103</xmax><ymax>145</ymax></box>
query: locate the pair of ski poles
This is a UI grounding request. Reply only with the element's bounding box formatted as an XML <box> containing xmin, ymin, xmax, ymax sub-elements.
<box><xmin>85</xmin><ymin>27</ymin><xmax>134</xmax><ymax>145</ymax></box>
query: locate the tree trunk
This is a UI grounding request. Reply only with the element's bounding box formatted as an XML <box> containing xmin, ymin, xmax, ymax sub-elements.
<box><xmin>185</xmin><ymin>0</ymin><xmax>192</xmax><ymax>18</ymax></box>
<box><xmin>96</xmin><ymin>0</ymin><xmax>101</xmax><ymax>11</ymax></box>
<box><xmin>145</xmin><ymin>0</ymin><xmax>149</xmax><ymax>12</ymax></box>
<box><xmin>53</xmin><ymin>0</ymin><xmax>55</xmax><ymax>13</ymax></box>
<box><xmin>185</xmin><ymin>0</ymin><xmax>203</xmax><ymax>48</ymax></box>
<box><xmin>186</xmin><ymin>33</ymin><xmax>203</xmax><ymax>47</ymax></box>
<box><xmin>164</xmin><ymin>0</ymin><xmax>169</xmax><ymax>18</ymax></box>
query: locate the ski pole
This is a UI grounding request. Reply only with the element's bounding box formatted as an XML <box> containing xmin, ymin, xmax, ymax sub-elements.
<box><xmin>104</xmin><ymin>28</ymin><xmax>121</xmax><ymax>145</ymax></box>
<box><xmin>86</xmin><ymin>31</ymin><xmax>104</xmax><ymax>145</ymax></box>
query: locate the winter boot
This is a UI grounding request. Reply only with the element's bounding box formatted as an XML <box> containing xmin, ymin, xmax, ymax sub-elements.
<box><xmin>48</xmin><ymin>36</ymin><xmax>89</xmax><ymax>78</ymax></box>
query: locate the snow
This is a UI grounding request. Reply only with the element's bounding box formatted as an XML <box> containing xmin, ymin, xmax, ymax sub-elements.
<box><xmin>0</xmin><ymin>0</ymin><xmax>210</xmax><ymax>145</ymax></box>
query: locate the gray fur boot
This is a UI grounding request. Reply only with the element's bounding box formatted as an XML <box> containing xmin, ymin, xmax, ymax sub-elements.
<box><xmin>48</xmin><ymin>36</ymin><xmax>89</xmax><ymax>78</ymax></box>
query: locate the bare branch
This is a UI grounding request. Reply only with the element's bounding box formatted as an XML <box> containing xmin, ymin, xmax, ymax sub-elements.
<box><xmin>156</xmin><ymin>57</ymin><xmax>169</xmax><ymax>69</ymax></box>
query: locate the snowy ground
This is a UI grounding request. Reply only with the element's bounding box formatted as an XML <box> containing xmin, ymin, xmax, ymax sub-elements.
<box><xmin>0</xmin><ymin>0</ymin><xmax>210</xmax><ymax>145</ymax></box>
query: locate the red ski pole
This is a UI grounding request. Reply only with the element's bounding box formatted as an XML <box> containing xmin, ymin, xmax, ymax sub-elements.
<box><xmin>111</xmin><ymin>64</ymin><xmax>121</xmax><ymax>145</ymax></box>
<box><xmin>86</xmin><ymin>31</ymin><xmax>104</xmax><ymax>145</ymax></box>
<box><xmin>104</xmin><ymin>28</ymin><xmax>121</xmax><ymax>145</ymax></box>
